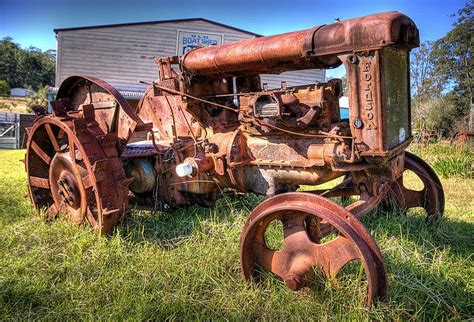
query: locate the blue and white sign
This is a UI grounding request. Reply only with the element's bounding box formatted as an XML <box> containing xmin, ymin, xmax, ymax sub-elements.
<box><xmin>177</xmin><ymin>30</ymin><xmax>223</xmax><ymax>55</ymax></box>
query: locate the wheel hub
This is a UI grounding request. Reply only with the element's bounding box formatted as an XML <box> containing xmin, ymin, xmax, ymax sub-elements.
<box><xmin>49</xmin><ymin>152</ymin><xmax>87</xmax><ymax>223</ymax></box>
<box><xmin>56</xmin><ymin>172</ymin><xmax>80</xmax><ymax>208</ymax></box>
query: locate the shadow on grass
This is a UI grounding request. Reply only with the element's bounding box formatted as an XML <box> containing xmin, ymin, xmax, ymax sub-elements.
<box><xmin>0</xmin><ymin>283</ymin><xmax>59</xmax><ymax>319</ymax></box>
<box><xmin>363</xmin><ymin>207</ymin><xmax>474</xmax><ymax>258</ymax></box>
<box><xmin>360</xmin><ymin>208</ymin><xmax>473</xmax><ymax>319</ymax></box>
<box><xmin>118</xmin><ymin>192</ymin><xmax>264</xmax><ymax>248</ymax></box>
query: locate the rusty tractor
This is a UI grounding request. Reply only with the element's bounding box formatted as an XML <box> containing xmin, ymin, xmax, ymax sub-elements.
<box><xmin>25</xmin><ymin>12</ymin><xmax>445</xmax><ymax>305</ymax></box>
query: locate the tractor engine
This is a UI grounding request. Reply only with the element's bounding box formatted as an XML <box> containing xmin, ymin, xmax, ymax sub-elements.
<box><xmin>25</xmin><ymin>12</ymin><xmax>445</xmax><ymax>306</ymax></box>
<box><xmin>130</xmin><ymin>77</ymin><xmax>348</xmax><ymax>205</ymax></box>
<box><xmin>128</xmin><ymin>11</ymin><xmax>418</xmax><ymax>208</ymax></box>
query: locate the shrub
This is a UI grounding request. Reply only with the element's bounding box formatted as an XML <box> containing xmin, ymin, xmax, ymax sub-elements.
<box><xmin>0</xmin><ymin>102</ymin><xmax>10</xmax><ymax>111</ymax></box>
<box><xmin>26</xmin><ymin>85</ymin><xmax>48</xmax><ymax>112</ymax></box>
<box><xmin>410</xmin><ymin>142</ymin><xmax>474</xmax><ymax>178</ymax></box>
<box><xmin>0</xmin><ymin>80</ymin><xmax>9</xmax><ymax>96</ymax></box>
<box><xmin>433</xmin><ymin>155</ymin><xmax>473</xmax><ymax>178</ymax></box>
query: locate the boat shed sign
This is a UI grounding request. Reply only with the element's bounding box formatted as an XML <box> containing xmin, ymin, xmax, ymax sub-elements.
<box><xmin>177</xmin><ymin>30</ymin><xmax>223</xmax><ymax>55</ymax></box>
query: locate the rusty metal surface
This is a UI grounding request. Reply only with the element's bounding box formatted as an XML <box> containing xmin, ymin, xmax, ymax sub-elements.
<box><xmin>56</xmin><ymin>75</ymin><xmax>151</xmax><ymax>152</ymax></box>
<box><xmin>26</xmin><ymin>93</ymin><xmax>131</xmax><ymax>235</ymax></box>
<box><xmin>181</xmin><ymin>12</ymin><xmax>418</xmax><ymax>77</ymax></box>
<box><xmin>451</xmin><ymin>131</ymin><xmax>474</xmax><ymax>147</ymax></box>
<box><xmin>240</xmin><ymin>192</ymin><xmax>387</xmax><ymax>306</ymax></box>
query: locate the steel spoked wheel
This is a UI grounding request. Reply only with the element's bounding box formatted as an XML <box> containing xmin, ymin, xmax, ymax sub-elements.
<box><xmin>385</xmin><ymin>152</ymin><xmax>445</xmax><ymax>223</ymax></box>
<box><xmin>240</xmin><ymin>192</ymin><xmax>387</xmax><ymax>306</ymax></box>
<box><xmin>26</xmin><ymin>114</ymin><xmax>130</xmax><ymax>235</ymax></box>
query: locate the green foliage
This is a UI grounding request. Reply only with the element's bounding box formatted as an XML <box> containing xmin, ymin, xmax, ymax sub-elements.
<box><xmin>433</xmin><ymin>155</ymin><xmax>473</xmax><ymax>178</ymax></box>
<box><xmin>430</xmin><ymin>1</ymin><xmax>473</xmax><ymax>133</ymax></box>
<box><xmin>340</xmin><ymin>75</ymin><xmax>348</xmax><ymax>95</ymax></box>
<box><xmin>410</xmin><ymin>2</ymin><xmax>472</xmax><ymax>135</ymax></box>
<box><xmin>0</xmin><ymin>80</ymin><xmax>9</xmax><ymax>96</ymax></box>
<box><xmin>0</xmin><ymin>37</ymin><xmax>55</xmax><ymax>91</ymax></box>
<box><xmin>0</xmin><ymin>148</ymin><xmax>473</xmax><ymax>320</ymax></box>
<box><xmin>431</xmin><ymin>1</ymin><xmax>473</xmax><ymax>103</ymax></box>
<box><xmin>0</xmin><ymin>101</ymin><xmax>11</xmax><ymax>111</ymax></box>
<box><xmin>410</xmin><ymin>142</ymin><xmax>474</xmax><ymax>178</ymax></box>
<box><xmin>26</xmin><ymin>85</ymin><xmax>49</xmax><ymax>112</ymax></box>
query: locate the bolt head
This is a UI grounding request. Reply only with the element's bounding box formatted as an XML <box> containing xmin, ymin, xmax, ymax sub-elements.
<box><xmin>353</xmin><ymin>119</ymin><xmax>363</xmax><ymax>129</ymax></box>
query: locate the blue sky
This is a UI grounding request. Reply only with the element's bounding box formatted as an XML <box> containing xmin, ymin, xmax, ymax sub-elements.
<box><xmin>0</xmin><ymin>0</ymin><xmax>467</xmax><ymax>78</ymax></box>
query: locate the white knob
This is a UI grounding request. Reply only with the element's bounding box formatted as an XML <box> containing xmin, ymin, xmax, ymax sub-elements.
<box><xmin>176</xmin><ymin>162</ymin><xmax>194</xmax><ymax>177</ymax></box>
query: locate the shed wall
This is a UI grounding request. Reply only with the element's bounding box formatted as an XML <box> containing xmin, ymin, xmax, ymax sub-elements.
<box><xmin>56</xmin><ymin>20</ymin><xmax>325</xmax><ymax>92</ymax></box>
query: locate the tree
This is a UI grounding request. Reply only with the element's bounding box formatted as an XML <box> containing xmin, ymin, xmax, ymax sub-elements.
<box><xmin>410</xmin><ymin>41</ymin><xmax>444</xmax><ymax>99</ymax></box>
<box><xmin>410</xmin><ymin>2</ymin><xmax>473</xmax><ymax>134</ymax></box>
<box><xmin>431</xmin><ymin>1</ymin><xmax>473</xmax><ymax>130</ymax></box>
<box><xmin>0</xmin><ymin>37</ymin><xmax>23</xmax><ymax>88</ymax></box>
<box><xmin>410</xmin><ymin>42</ymin><xmax>445</xmax><ymax>131</ymax></box>
<box><xmin>0</xmin><ymin>80</ymin><xmax>9</xmax><ymax>96</ymax></box>
<box><xmin>26</xmin><ymin>85</ymin><xmax>49</xmax><ymax>112</ymax></box>
<box><xmin>0</xmin><ymin>37</ymin><xmax>56</xmax><ymax>91</ymax></box>
<box><xmin>340</xmin><ymin>75</ymin><xmax>348</xmax><ymax>96</ymax></box>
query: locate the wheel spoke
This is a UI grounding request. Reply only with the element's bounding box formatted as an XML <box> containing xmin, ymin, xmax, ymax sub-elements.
<box><xmin>282</xmin><ymin>214</ymin><xmax>306</xmax><ymax>238</ymax></box>
<box><xmin>82</xmin><ymin>174</ymin><xmax>94</xmax><ymax>189</ymax></box>
<box><xmin>86</xmin><ymin>207</ymin><xmax>98</xmax><ymax>227</ymax></box>
<box><xmin>401</xmin><ymin>187</ymin><xmax>424</xmax><ymax>208</ymax></box>
<box><xmin>29</xmin><ymin>176</ymin><xmax>50</xmax><ymax>189</ymax></box>
<box><xmin>254</xmin><ymin>242</ymin><xmax>287</xmax><ymax>278</ymax></box>
<box><xmin>31</xmin><ymin>140</ymin><xmax>51</xmax><ymax>165</ymax></box>
<box><xmin>311</xmin><ymin>235</ymin><xmax>359</xmax><ymax>277</ymax></box>
<box><xmin>305</xmin><ymin>216</ymin><xmax>322</xmax><ymax>243</ymax></box>
<box><xmin>44</xmin><ymin>124</ymin><xmax>60</xmax><ymax>152</ymax></box>
<box><xmin>46</xmin><ymin>204</ymin><xmax>59</xmax><ymax>219</ymax></box>
<box><xmin>68</xmin><ymin>136</ymin><xmax>76</xmax><ymax>161</ymax></box>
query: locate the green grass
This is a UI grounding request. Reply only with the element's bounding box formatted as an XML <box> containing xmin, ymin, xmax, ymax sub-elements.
<box><xmin>410</xmin><ymin>143</ymin><xmax>474</xmax><ymax>178</ymax></box>
<box><xmin>0</xmin><ymin>147</ymin><xmax>473</xmax><ymax>320</ymax></box>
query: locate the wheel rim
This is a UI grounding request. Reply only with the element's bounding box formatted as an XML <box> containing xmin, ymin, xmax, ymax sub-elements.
<box><xmin>386</xmin><ymin>152</ymin><xmax>445</xmax><ymax>223</ymax></box>
<box><xmin>26</xmin><ymin>115</ymin><xmax>129</xmax><ymax>234</ymax></box>
<box><xmin>240</xmin><ymin>192</ymin><xmax>387</xmax><ymax>306</ymax></box>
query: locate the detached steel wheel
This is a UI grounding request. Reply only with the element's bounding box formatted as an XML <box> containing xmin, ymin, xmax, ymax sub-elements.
<box><xmin>385</xmin><ymin>151</ymin><xmax>445</xmax><ymax>223</ymax></box>
<box><xmin>25</xmin><ymin>114</ymin><xmax>130</xmax><ymax>235</ymax></box>
<box><xmin>240</xmin><ymin>192</ymin><xmax>387</xmax><ymax>306</ymax></box>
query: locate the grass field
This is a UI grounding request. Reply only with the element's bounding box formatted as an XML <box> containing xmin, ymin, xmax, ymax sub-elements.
<box><xmin>0</xmin><ymin>97</ymin><xmax>29</xmax><ymax>113</ymax></box>
<box><xmin>0</xmin><ymin>144</ymin><xmax>473</xmax><ymax>320</ymax></box>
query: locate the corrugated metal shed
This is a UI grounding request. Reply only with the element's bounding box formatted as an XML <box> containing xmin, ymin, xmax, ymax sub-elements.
<box><xmin>10</xmin><ymin>88</ymin><xmax>36</xmax><ymax>97</ymax></box>
<box><xmin>55</xmin><ymin>18</ymin><xmax>325</xmax><ymax>92</ymax></box>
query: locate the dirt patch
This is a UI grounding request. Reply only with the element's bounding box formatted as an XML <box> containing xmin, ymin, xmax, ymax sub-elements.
<box><xmin>0</xmin><ymin>97</ymin><xmax>30</xmax><ymax>113</ymax></box>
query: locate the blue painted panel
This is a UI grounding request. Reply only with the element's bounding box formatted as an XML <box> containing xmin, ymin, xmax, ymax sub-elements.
<box><xmin>340</xmin><ymin>107</ymin><xmax>349</xmax><ymax>119</ymax></box>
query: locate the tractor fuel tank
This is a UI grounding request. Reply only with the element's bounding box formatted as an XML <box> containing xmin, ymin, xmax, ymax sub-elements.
<box><xmin>181</xmin><ymin>12</ymin><xmax>419</xmax><ymax>77</ymax></box>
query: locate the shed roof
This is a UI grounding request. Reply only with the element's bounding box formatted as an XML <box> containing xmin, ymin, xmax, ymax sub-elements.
<box><xmin>48</xmin><ymin>87</ymin><xmax>144</xmax><ymax>100</ymax></box>
<box><xmin>54</xmin><ymin>18</ymin><xmax>261</xmax><ymax>36</ymax></box>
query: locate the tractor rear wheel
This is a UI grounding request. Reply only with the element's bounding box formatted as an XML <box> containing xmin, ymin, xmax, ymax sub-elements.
<box><xmin>25</xmin><ymin>113</ymin><xmax>130</xmax><ymax>235</ymax></box>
